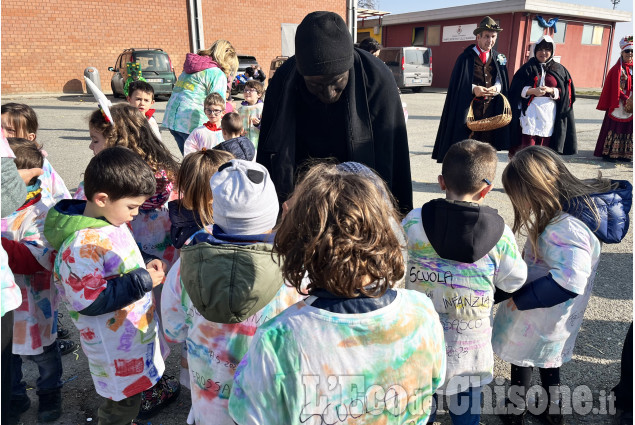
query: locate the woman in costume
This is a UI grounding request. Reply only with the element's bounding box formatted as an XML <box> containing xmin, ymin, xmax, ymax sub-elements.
<box><xmin>508</xmin><ymin>35</ymin><xmax>576</xmax><ymax>157</ymax></box>
<box><xmin>594</xmin><ymin>35</ymin><xmax>632</xmax><ymax>161</ymax></box>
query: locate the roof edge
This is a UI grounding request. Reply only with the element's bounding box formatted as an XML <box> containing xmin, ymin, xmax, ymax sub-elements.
<box><xmin>358</xmin><ymin>0</ymin><xmax>632</xmax><ymax>27</ymax></box>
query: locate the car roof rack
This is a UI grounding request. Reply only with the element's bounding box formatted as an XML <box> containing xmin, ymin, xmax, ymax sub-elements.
<box><xmin>123</xmin><ymin>48</ymin><xmax>164</xmax><ymax>52</ymax></box>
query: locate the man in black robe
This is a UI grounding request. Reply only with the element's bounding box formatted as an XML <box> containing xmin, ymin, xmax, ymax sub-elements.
<box><xmin>432</xmin><ymin>16</ymin><xmax>511</xmax><ymax>163</ymax></box>
<box><xmin>256</xmin><ymin>11</ymin><xmax>413</xmax><ymax>213</ymax></box>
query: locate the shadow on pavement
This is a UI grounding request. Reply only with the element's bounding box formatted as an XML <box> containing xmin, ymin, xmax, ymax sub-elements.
<box><xmin>593</xmin><ymin>253</ymin><xmax>634</xmax><ymax>301</ymax></box>
<box><xmin>413</xmin><ymin>180</ymin><xmax>442</xmax><ymax>194</ymax></box>
<box><xmin>59</xmin><ymin>136</ymin><xmax>90</xmax><ymax>140</ymax></box>
<box><xmin>575</xmin><ymin>318</ymin><xmax>630</xmax><ymax>362</ymax></box>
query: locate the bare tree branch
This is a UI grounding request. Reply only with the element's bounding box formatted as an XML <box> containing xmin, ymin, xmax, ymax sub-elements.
<box><xmin>358</xmin><ymin>0</ymin><xmax>379</xmax><ymax>9</ymax></box>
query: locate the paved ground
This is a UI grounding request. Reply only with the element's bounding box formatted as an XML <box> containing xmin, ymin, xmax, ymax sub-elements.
<box><xmin>2</xmin><ymin>90</ymin><xmax>632</xmax><ymax>424</ymax></box>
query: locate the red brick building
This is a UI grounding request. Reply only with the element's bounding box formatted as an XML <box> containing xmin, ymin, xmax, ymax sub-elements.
<box><xmin>1</xmin><ymin>1</ymin><xmax>346</xmax><ymax>95</ymax></box>
<box><xmin>358</xmin><ymin>0</ymin><xmax>631</xmax><ymax>89</ymax></box>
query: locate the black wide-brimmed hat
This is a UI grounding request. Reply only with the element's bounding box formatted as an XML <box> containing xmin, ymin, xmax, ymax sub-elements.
<box><xmin>473</xmin><ymin>16</ymin><xmax>503</xmax><ymax>35</ymax></box>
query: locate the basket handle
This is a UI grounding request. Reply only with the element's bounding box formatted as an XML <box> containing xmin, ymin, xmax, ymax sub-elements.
<box><xmin>500</xmin><ymin>93</ymin><xmax>511</xmax><ymax>114</ymax></box>
<box><xmin>467</xmin><ymin>93</ymin><xmax>511</xmax><ymax>122</ymax></box>
<box><xmin>467</xmin><ymin>98</ymin><xmax>476</xmax><ymax>123</ymax></box>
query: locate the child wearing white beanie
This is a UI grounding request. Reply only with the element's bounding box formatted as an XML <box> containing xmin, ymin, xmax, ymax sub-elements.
<box><xmin>210</xmin><ymin>159</ymin><xmax>278</xmax><ymax>235</ymax></box>
<box><xmin>161</xmin><ymin>159</ymin><xmax>302</xmax><ymax>425</ymax></box>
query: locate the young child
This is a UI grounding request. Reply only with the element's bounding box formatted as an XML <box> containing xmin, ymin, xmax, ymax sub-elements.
<box><xmin>0</xmin><ymin>106</ymin><xmax>74</xmax><ymax>344</ymax></box>
<box><xmin>44</xmin><ymin>147</ymin><xmax>167</xmax><ymax>425</ymax></box>
<box><xmin>402</xmin><ymin>140</ymin><xmax>527</xmax><ymax>424</ymax></box>
<box><xmin>0</xmin><ymin>132</ymin><xmax>28</xmax><ymax>425</ymax></box>
<box><xmin>492</xmin><ymin>146</ymin><xmax>632</xmax><ymax>425</ymax></box>
<box><xmin>237</xmin><ymin>80</ymin><xmax>264</xmax><ymax>149</ymax></box>
<box><xmin>163</xmin><ymin>159</ymin><xmax>303</xmax><ymax>424</ymax></box>
<box><xmin>184</xmin><ymin>92</ymin><xmax>226</xmax><ymax>155</ymax></box>
<box><xmin>227</xmin><ymin>162</ymin><xmax>446</xmax><ymax>425</ymax></box>
<box><xmin>82</xmin><ymin>103</ymin><xmax>180</xmax><ymax>270</ymax></box>
<box><xmin>1</xmin><ymin>103</ymin><xmax>71</xmax><ymax>204</ymax></box>
<box><xmin>83</xmin><ymin>103</ymin><xmax>181</xmax><ymax>418</ymax></box>
<box><xmin>214</xmin><ymin>112</ymin><xmax>255</xmax><ymax>161</ymax></box>
<box><xmin>1</xmin><ymin>138</ymin><xmax>77</xmax><ymax>423</ymax></box>
<box><xmin>127</xmin><ymin>80</ymin><xmax>162</xmax><ymax>141</ymax></box>
<box><xmin>166</xmin><ymin>149</ymin><xmax>234</xmax><ymax>403</ymax></box>
<box><xmin>168</xmin><ymin>149</ymin><xmax>234</xmax><ymax>254</ymax></box>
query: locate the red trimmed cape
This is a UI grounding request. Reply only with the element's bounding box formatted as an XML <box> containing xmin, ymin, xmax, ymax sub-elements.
<box><xmin>597</xmin><ymin>60</ymin><xmax>631</xmax><ymax>112</ymax></box>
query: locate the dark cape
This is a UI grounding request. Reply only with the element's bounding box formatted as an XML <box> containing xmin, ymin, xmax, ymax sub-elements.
<box><xmin>256</xmin><ymin>48</ymin><xmax>413</xmax><ymax>214</ymax></box>
<box><xmin>432</xmin><ymin>45</ymin><xmax>510</xmax><ymax>163</ymax></box>
<box><xmin>509</xmin><ymin>57</ymin><xmax>577</xmax><ymax>154</ymax></box>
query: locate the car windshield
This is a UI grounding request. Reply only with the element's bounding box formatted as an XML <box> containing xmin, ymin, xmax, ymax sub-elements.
<box><xmin>134</xmin><ymin>51</ymin><xmax>171</xmax><ymax>72</ymax></box>
<box><xmin>238</xmin><ymin>56</ymin><xmax>258</xmax><ymax>72</ymax></box>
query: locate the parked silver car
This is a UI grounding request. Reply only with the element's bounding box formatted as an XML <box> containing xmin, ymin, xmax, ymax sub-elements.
<box><xmin>378</xmin><ymin>47</ymin><xmax>433</xmax><ymax>92</ymax></box>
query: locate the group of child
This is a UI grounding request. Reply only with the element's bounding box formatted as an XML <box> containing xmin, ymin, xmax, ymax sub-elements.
<box><xmin>0</xmin><ymin>77</ymin><xmax>263</xmax><ymax>424</ymax></box>
<box><xmin>0</xmin><ymin>79</ymin><xmax>631</xmax><ymax>425</ymax></box>
<box><xmin>184</xmin><ymin>80</ymin><xmax>264</xmax><ymax>155</ymax></box>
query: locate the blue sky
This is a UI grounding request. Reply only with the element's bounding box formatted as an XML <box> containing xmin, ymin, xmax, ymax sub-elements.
<box><xmin>377</xmin><ymin>0</ymin><xmax>633</xmax><ymax>62</ymax></box>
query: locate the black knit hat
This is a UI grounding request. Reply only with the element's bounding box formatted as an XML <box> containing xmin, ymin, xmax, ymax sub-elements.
<box><xmin>295</xmin><ymin>11</ymin><xmax>354</xmax><ymax>76</ymax></box>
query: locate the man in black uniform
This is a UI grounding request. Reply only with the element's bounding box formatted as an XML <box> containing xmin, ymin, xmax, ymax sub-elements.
<box><xmin>256</xmin><ymin>11</ymin><xmax>413</xmax><ymax>214</ymax></box>
<box><xmin>432</xmin><ymin>16</ymin><xmax>511</xmax><ymax>163</ymax></box>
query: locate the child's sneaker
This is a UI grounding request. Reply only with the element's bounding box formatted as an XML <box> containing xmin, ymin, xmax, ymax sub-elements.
<box><xmin>136</xmin><ymin>375</ymin><xmax>180</xmax><ymax>419</ymax></box>
<box><xmin>58</xmin><ymin>339</ymin><xmax>77</xmax><ymax>355</ymax></box>
<box><xmin>56</xmin><ymin>325</ymin><xmax>70</xmax><ymax>339</ymax></box>
<box><xmin>37</xmin><ymin>390</ymin><xmax>62</xmax><ymax>422</ymax></box>
<box><xmin>56</xmin><ymin>313</ymin><xmax>71</xmax><ymax>339</ymax></box>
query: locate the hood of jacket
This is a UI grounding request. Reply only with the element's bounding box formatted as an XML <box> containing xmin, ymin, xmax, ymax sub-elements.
<box><xmin>183</xmin><ymin>53</ymin><xmax>219</xmax><ymax>74</ymax></box>
<box><xmin>563</xmin><ymin>179</ymin><xmax>632</xmax><ymax>244</ymax></box>
<box><xmin>44</xmin><ymin>199</ymin><xmax>110</xmax><ymax>251</ymax></box>
<box><xmin>533</xmin><ymin>35</ymin><xmax>556</xmax><ymax>61</ymax></box>
<box><xmin>215</xmin><ymin>135</ymin><xmax>256</xmax><ymax>161</ymax></box>
<box><xmin>421</xmin><ymin>199</ymin><xmax>505</xmax><ymax>263</ymax></box>
<box><xmin>179</xmin><ymin>234</ymin><xmax>283</xmax><ymax>324</ymax></box>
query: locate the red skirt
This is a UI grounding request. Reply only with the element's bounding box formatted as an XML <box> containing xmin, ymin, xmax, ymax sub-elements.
<box><xmin>593</xmin><ymin>112</ymin><xmax>633</xmax><ymax>160</ymax></box>
<box><xmin>508</xmin><ymin>134</ymin><xmax>551</xmax><ymax>157</ymax></box>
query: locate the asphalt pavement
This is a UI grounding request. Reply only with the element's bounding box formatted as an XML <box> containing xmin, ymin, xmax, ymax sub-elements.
<box><xmin>2</xmin><ymin>90</ymin><xmax>632</xmax><ymax>424</ymax></box>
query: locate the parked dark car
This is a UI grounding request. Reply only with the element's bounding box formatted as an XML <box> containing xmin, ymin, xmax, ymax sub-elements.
<box><xmin>109</xmin><ymin>48</ymin><xmax>176</xmax><ymax>98</ymax></box>
<box><xmin>232</xmin><ymin>55</ymin><xmax>259</xmax><ymax>95</ymax></box>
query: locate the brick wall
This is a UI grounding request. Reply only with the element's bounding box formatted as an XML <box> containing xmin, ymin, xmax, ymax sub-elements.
<box><xmin>201</xmin><ymin>0</ymin><xmax>346</xmax><ymax>88</ymax></box>
<box><xmin>1</xmin><ymin>0</ymin><xmax>346</xmax><ymax>95</ymax></box>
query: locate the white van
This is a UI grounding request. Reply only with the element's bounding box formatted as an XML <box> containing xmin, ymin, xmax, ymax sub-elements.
<box><xmin>378</xmin><ymin>46</ymin><xmax>433</xmax><ymax>92</ymax></box>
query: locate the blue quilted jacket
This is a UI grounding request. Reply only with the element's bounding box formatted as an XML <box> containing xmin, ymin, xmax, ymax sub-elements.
<box><xmin>564</xmin><ymin>179</ymin><xmax>632</xmax><ymax>244</ymax></box>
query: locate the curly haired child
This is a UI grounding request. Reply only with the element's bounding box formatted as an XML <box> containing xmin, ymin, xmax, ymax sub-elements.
<box><xmin>228</xmin><ymin>162</ymin><xmax>446</xmax><ymax>424</ymax></box>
